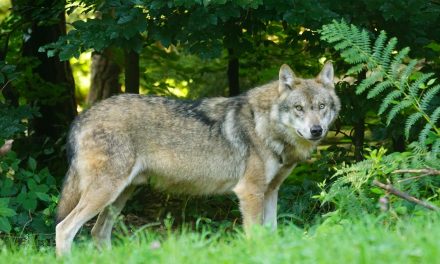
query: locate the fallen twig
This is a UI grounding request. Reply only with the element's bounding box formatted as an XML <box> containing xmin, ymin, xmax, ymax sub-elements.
<box><xmin>372</xmin><ymin>179</ymin><xmax>439</xmax><ymax>211</ymax></box>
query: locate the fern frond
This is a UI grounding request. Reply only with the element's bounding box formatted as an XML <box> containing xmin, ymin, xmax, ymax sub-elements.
<box><xmin>429</xmin><ymin>107</ymin><xmax>440</xmax><ymax>125</ymax></box>
<box><xmin>420</xmin><ymin>84</ymin><xmax>440</xmax><ymax>111</ymax></box>
<box><xmin>404</xmin><ymin>112</ymin><xmax>424</xmax><ymax>139</ymax></box>
<box><xmin>341</xmin><ymin>49</ymin><xmax>368</xmax><ymax>64</ymax></box>
<box><xmin>418</xmin><ymin>123</ymin><xmax>433</xmax><ymax>145</ymax></box>
<box><xmin>367</xmin><ymin>80</ymin><xmax>394</xmax><ymax>99</ymax></box>
<box><xmin>358</xmin><ymin>27</ymin><xmax>372</xmax><ymax>54</ymax></box>
<box><xmin>410</xmin><ymin>141</ymin><xmax>428</xmax><ymax>153</ymax></box>
<box><xmin>356</xmin><ymin>71</ymin><xmax>383</xmax><ymax>94</ymax></box>
<box><xmin>380</xmin><ymin>37</ymin><xmax>397</xmax><ymax>71</ymax></box>
<box><xmin>386</xmin><ymin>99</ymin><xmax>413</xmax><ymax>125</ymax></box>
<box><xmin>334</xmin><ymin>40</ymin><xmax>352</xmax><ymax>51</ymax></box>
<box><xmin>398</xmin><ymin>59</ymin><xmax>418</xmax><ymax>91</ymax></box>
<box><xmin>347</xmin><ymin>64</ymin><xmax>366</xmax><ymax>75</ymax></box>
<box><xmin>432</xmin><ymin>138</ymin><xmax>440</xmax><ymax>154</ymax></box>
<box><xmin>408</xmin><ymin>73</ymin><xmax>435</xmax><ymax>97</ymax></box>
<box><xmin>378</xmin><ymin>90</ymin><xmax>403</xmax><ymax>114</ymax></box>
<box><xmin>389</xmin><ymin>47</ymin><xmax>410</xmax><ymax>78</ymax></box>
<box><xmin>321</xmin><ymin>20</ymin><xmax>371</xmax><ymax>65</ymax></box>
<box><xmin>371</xmin><ymin>31</ymin><xmax>387</xmax><ymax>66</ymax></box>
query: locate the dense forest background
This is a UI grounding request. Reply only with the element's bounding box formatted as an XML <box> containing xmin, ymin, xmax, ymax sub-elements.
<box><xmin>0</xmin><ymin>0</ymin><xmax>439</xmax><ymax>245</ymax></box>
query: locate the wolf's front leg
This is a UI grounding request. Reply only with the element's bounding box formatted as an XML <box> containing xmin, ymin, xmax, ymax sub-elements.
<box><xmin>263</xmin><ymin>189</ymin><xmax>278</xmax><ymax>230</ymax></box>
<box><xmin>233</xmin><ymin>155</ymin><xmax>267</xmax><ymax>235</ymax></box>
<box><xmin>262</xmin><ymin>165</ymin><xmax>296</xmax><ymax>231</ymax></box>
<box><xmin>234</xmin><ymin>181</ymin><xmax>264</xmax><ymax>235</ymax></box>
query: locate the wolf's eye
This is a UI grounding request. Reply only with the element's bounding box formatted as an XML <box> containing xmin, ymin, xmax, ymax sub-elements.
<box><xmin>319</xmin><ymin>104</ymin><xmax>325</xmax><ymax>109</ymax></box>
<box><xmin>295</xmin><ymin>105</ymin><xmax>303</xmax><ymax>111</ymax></box>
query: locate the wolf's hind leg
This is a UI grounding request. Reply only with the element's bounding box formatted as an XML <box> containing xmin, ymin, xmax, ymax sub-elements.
<box><xmin>91</xmin><ymin>185</ymin><xmax>136</xmax><ymax>249</ymax></box>
<box><xmin>55</xmin><ymin>184</ymin><xmax>125</xmax><ymax>257</ymax></box>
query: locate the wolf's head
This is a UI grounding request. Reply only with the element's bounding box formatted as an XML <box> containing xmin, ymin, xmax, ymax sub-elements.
<box><xmin>272</xmin><ymin>62</ymin><xmax>340</xmax><ymax>143</ymax></box>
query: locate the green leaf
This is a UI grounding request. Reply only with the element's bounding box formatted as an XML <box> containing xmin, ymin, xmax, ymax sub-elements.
<box><xmin>27</xmin><ymin>179</ymin><xmax>37</xmax><ymax>191</ymax></box>
<box><xmin>36</xmin><ymin>192</ymin><xmax>50</xmax><ymax>202</ymax></box>
<box><xmin>0</xmin><ymin>217</ymin><xmax>11</xmax><ymax>233</ymax></box>
<box><xmin>0</xmin><ymin>198</ymin><xmax>9</xmax><ymax>208</ymax></box>
<box><xmin>370</xmin><ymin>187</ymin><xmax>384</xmax><ymax>195</ymax></box>
<box><xmin>0</xmin><ymin>207</ymin><xmax>16</xmax><ymax>217</ymax></box>
<box><xmin>22</xmin><ymin>198</ymin><xmax>37</xmax><ymax>211</ymax></box>
<box><xmin>28</xmin><ymin>157</ymin><xmax>37</xmax><ymax>171</ymax></box>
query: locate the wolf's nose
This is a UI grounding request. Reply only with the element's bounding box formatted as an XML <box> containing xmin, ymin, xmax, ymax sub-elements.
<box><xmin>310</xmin><ymin>125</ymin><xmax>323</xmax><ymax>137</ymax></box>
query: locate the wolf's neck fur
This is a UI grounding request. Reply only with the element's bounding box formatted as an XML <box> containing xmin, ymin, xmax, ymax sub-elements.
<box><xmin>246</xmin><ymin>81</ymin><xmax>280</xmax><ymax>112</ymax></box>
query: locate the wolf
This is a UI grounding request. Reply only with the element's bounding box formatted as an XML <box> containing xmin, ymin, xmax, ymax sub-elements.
<box><xmin>55</xmin><ymin>62</ymin><xmax>340</xmax><ymax>256</ymax></box>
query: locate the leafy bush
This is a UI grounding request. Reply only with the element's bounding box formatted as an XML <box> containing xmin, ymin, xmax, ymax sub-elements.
<box><xmin>317</xmin><ymin>20</ymin><xmax>440</xmax><ymax>217</ymax></box>
<box><xmin>0</xmin><ymin>153</ymin><xmax>58</xmax><ymax>238</ymax></box>
<box><xmin>0</xmin><ymin>99</ymin><xmax>58</xmax><ymax>239</ymax></box>
<box><xmin>316</xmin><ymin>148</ymin><xmax>440</xmax><ymax>217</ymax></box>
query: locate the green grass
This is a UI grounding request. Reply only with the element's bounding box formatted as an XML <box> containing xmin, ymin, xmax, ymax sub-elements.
<box><xmin>1</xmin><ymin>213</ymin><xmax>439</xmax><ymax>263</ymax></box>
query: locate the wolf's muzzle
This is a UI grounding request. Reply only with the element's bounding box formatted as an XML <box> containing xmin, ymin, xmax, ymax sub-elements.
<box><xmin>310</xmin><ymin>125</ymin><xmax>323</xmax><ymax>138</ymax></box>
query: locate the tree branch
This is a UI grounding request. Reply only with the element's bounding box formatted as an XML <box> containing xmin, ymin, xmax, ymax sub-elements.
<box><xmin>372</xmin><ymin>179</ymin><xmax>439</xmax><ymax>211</ymax></box>
<box><xmin>392</xmin><ymin>168</ymin><xmax>440</xmax><ymax>175</ymax></box>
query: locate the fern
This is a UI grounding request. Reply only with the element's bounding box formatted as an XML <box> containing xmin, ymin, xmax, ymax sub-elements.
<box><xmin>321</xmin><ymin>147</ymin><xmax>440</xmax><ymax>216</ymax></box>
<box><xmin>433</xmin><ymin>139</ymin><xmax>440</xmax><ymax>153</ymax></box>
<box><xmin>367</xmin><ymin>79</ymin><xmax>393</xmax><ymax>99</ymax></box>
<box><xmin>356</xmin><ymin>71</ymin><xmax>383</xmax><ymax>94</ymax></box>
<box><xmin>371</xmin><ymin>31</ymin><xmax>387</xmax><ymax>66</ymax></box>
<box><xmin>320</xmin><ymin>20</ymin><xmax>440</xmax><ymax>148</ymax></box>
<box><xmin>408</xmin><ymin>73</ymin><xmax>434</xmax><ymax>97</ymax></box>
<box><xmin>380</xmin><ymin>37</ymin><xmax>397</xmax><ymax>70</ymax></box>
<box><xmin>405</xmin><ymin>112</ymin><xmax>424</xmax><ymax>139</ymax></box>
<box><xmin>378</xmin><ymin>90</ymin><xmax>403</xmax><ymax>115</ymax></box>
<box><xmin>420</xmin><ymin>84</ymin><xmax>440</xmax><ymax>111</ymax></box>
<box><xmin>386</xmin><ymin>99</ymin><xmax>412</xmax><ymax>125</ymax></box>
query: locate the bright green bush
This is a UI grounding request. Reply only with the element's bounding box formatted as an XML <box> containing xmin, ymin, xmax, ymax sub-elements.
<box><xmin>317</xmin><ymin>20</ymin><xmax>440</xmax><ymax>217</ymax></box>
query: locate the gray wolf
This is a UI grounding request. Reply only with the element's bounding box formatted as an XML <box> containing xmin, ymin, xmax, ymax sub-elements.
<box><xmin>55</xmin><ymin>62</ymin><xmax>340</xmax><ymax>256</ymax></box>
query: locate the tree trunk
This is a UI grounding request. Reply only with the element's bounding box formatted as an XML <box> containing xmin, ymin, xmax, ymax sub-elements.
<box><xmin>353</xmin><ymin>117</ymin><xmax>365</xmax><ymax>161</ymax></box>
<box><xmin>20</xmin><ymin>0</ymin><xmax>77</xmax><ymax>140</ymax></box>
<box><xmin>124</xmin><ymin>49</ymin><xmax>139</xmax><ymax>94</ymax></box>
<box><xmin>227</xmin><ymin>48</ymin><xmax>240</xmax><ymax>97</ymax></box>
<box><xmin>87</xmin><ymin>50</ymin><xmax>121</xmax><ymax>105</ymax></box>
<box><xmin>353</xmin><ymin>70</ymin><xmax>367</xmax><ymax>161</ymax></box>
<box><xmin>392</xmin><ymin>135</ymin><xmax>406</xmax><ymax>152</ymax></box>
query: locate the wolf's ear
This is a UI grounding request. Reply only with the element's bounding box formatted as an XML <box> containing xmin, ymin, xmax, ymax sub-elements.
<box><xmin>318</xmin><ymin>61</ymin><xmax>334</xmax><ymax>88</ymax></box>
<box><xmin>279</xmin><ymin>64</ymin><xmax>295</xmax><ymax>92</ymax></box>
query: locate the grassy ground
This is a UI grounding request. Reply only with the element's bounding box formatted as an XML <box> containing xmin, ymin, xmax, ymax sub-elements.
<box><xmin>1</xmin><ymin>213</ymin><xmax>439</xmax><ymax>264</ymax></box>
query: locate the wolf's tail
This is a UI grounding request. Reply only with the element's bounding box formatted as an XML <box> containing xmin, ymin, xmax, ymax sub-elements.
<box><xmin>56</xmin><ymin>167</ymin><xmax>81</xmax><ymax>224</ymax></box>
